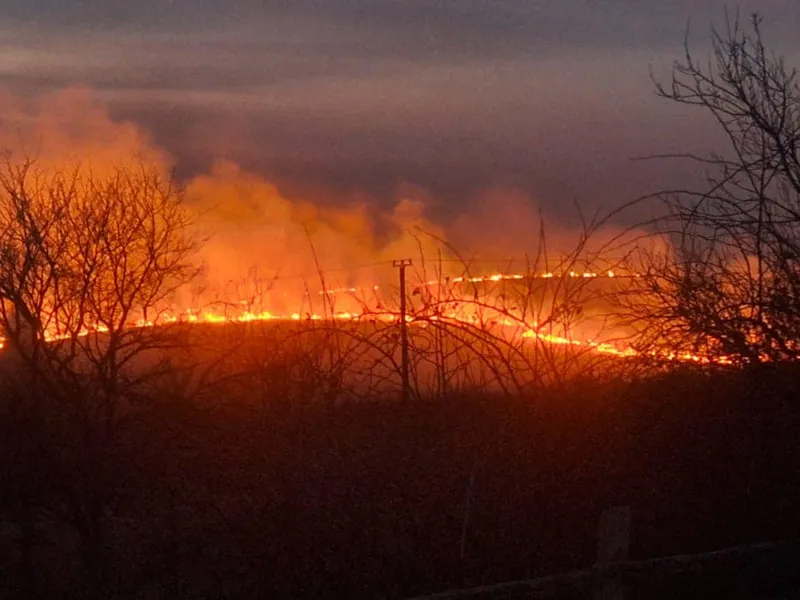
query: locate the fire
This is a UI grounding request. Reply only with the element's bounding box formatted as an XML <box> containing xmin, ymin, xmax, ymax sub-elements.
<box><xmin>0</xmin><ymin>268</ymin><xmax>715</xmax><ymax>365</ymax></box>
<box><xmin>0</xmin><ymin>90</ymin><xmax>762</xmax><ymax>371</ymax></box>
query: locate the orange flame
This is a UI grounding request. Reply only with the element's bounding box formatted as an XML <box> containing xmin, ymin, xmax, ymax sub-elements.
<box><xmin>0</xmin><ymin>269</ymin><xmax>724</xmax><ymax>365</ymax></box>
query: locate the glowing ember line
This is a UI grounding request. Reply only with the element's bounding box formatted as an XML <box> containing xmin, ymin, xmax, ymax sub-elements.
<box><xmin>0</xmin><ymin>269</ymin><xmax>716</xmax><ymax>364</ymax></box>
<box><xmin>0</xmin><ymin>308</ymin><xmax>724</xmax><ymax>364</ymax></box>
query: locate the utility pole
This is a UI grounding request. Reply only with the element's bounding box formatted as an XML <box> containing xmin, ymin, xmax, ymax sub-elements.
<box><xmin>393</xmin><ymin>258</ymin><xmax>413</xmax><ymax>401</ymax></box>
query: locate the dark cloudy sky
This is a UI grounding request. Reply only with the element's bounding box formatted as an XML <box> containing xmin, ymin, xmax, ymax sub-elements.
<box><xmin>1</xmin><ymin>1</ymin><xmax>799</xmax><ymax>220</ymax></box>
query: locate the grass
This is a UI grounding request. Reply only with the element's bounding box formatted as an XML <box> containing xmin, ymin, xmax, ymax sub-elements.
<box><xmin>1</xmin><ymin>350</ymin><xmax>799</xmax><ymax>599</ymax></box>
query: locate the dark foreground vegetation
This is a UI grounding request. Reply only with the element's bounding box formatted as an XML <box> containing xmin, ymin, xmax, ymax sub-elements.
<box><xmin>1</xmin><ymin>363</ymin><xmax>799</xmax><ymax>599</ymax></box>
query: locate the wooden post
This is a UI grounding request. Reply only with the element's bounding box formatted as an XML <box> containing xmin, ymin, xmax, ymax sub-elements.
<box><xmin>595</xmin><ymin>506</ymin><xmax>630</xmax><ymax>600</ymax></box>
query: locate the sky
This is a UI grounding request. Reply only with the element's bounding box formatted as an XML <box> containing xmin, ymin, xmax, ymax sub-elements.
<box><xmin>1</xmin><ymin>0</ymin><xmax>799</xmax><ymax>229</ymax></box>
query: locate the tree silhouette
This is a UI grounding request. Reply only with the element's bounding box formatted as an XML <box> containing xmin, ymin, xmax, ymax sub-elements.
<box><xmin>0</xmin><ymin>157</ymin><xmax>200</xmax><ymax>594</ymax></box>
<box><xmin>627</xmin><ymin>12</ymin><xmax>800</xmax><ymax>363</ymax></box>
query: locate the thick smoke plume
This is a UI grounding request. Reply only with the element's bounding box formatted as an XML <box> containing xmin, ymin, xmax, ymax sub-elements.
<box><xmin>0</xmin><ymin>87</ymin><xmax>649</xmax><ymax>317</ymax></box>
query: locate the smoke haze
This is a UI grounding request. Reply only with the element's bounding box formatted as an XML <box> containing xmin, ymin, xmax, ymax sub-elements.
<box><xmin>0</xmin><ymin>87</ymin><xmax>658</xmax><ymax>318</ymax></box>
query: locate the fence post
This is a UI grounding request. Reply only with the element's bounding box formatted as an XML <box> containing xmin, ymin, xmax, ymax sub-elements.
<box><xmin>595</xmin><ymin>505</ymin><xmax>630</xmax><ymax>600</ymax></box>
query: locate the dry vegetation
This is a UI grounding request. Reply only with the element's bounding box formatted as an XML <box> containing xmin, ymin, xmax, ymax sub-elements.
<box><xmin>619</xmin><ymin>12</ymin><xmax>800</xmax><ymax>364</ymax></box>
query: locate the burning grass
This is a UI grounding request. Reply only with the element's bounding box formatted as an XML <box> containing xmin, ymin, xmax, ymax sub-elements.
<box><xmin>1</xmin><ymin>266</ymin><xmax>652</xmax><ymax>410</ymax></box>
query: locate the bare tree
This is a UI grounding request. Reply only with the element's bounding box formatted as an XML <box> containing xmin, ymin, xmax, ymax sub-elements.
<box><xmin>626</xmin><ymin>11</ymin><xmax>800</xmax><ymax>363</ymax></box>
<box><xmin>0</xmin><ymin>157</ymin><xmax>199</xmax><ymax>590</ymax></box>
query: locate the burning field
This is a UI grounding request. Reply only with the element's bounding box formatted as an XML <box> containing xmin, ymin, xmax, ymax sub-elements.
<box><xmin>0</xmin><ymin>89</ymin><xmax>674</xmax><ymax>398</ymax></box>
<box><xmin>1</xmin><ymin>267</ymin><xmax>643</xmax><ymax>402</ymax></box>
<box><xmin>0</xmin><ymin>89</ymin><xmax>744</xmax><ymax>406</ymax></box>
<box><xmin>162</xmin><ymin>269</ymin><xmax>643</xmax><ymax>398</ymax></box>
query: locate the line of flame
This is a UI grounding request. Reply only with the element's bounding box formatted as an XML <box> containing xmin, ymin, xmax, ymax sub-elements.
<box><xmin>0</xmin><ymin>269</ymin><xmax>725</xmax><ymax>365</ymax></box>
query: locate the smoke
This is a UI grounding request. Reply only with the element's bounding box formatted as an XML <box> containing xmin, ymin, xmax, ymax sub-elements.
<box><xmin>448</xmin><ymin>186</ymin><xmax>657</xmax><ymax>274</ymax></box>
<box><xmin>0</xmin><ymin>87</ymin><xmax>169</xmax><ymax>175</ymax></box>
<box><xmin>0</xmin><ymin>86</ymin><xmax>652</xmax><ymax>317</ymax></box>
<box><xmin>181</xmin><ymin>160</ymin><xmax>451</xmax><ymax>314</ymax></box>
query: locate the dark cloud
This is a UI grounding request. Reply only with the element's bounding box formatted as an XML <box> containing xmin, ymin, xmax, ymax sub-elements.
<box><xmin>1</xmin><ymin>0</ymin><xmax>799</xmax><ymax>222</ymax></box>
<box><xmin>6</xmin><ymin>1</ymin><xmax>798</xmax><ymax>52</ymax></box>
